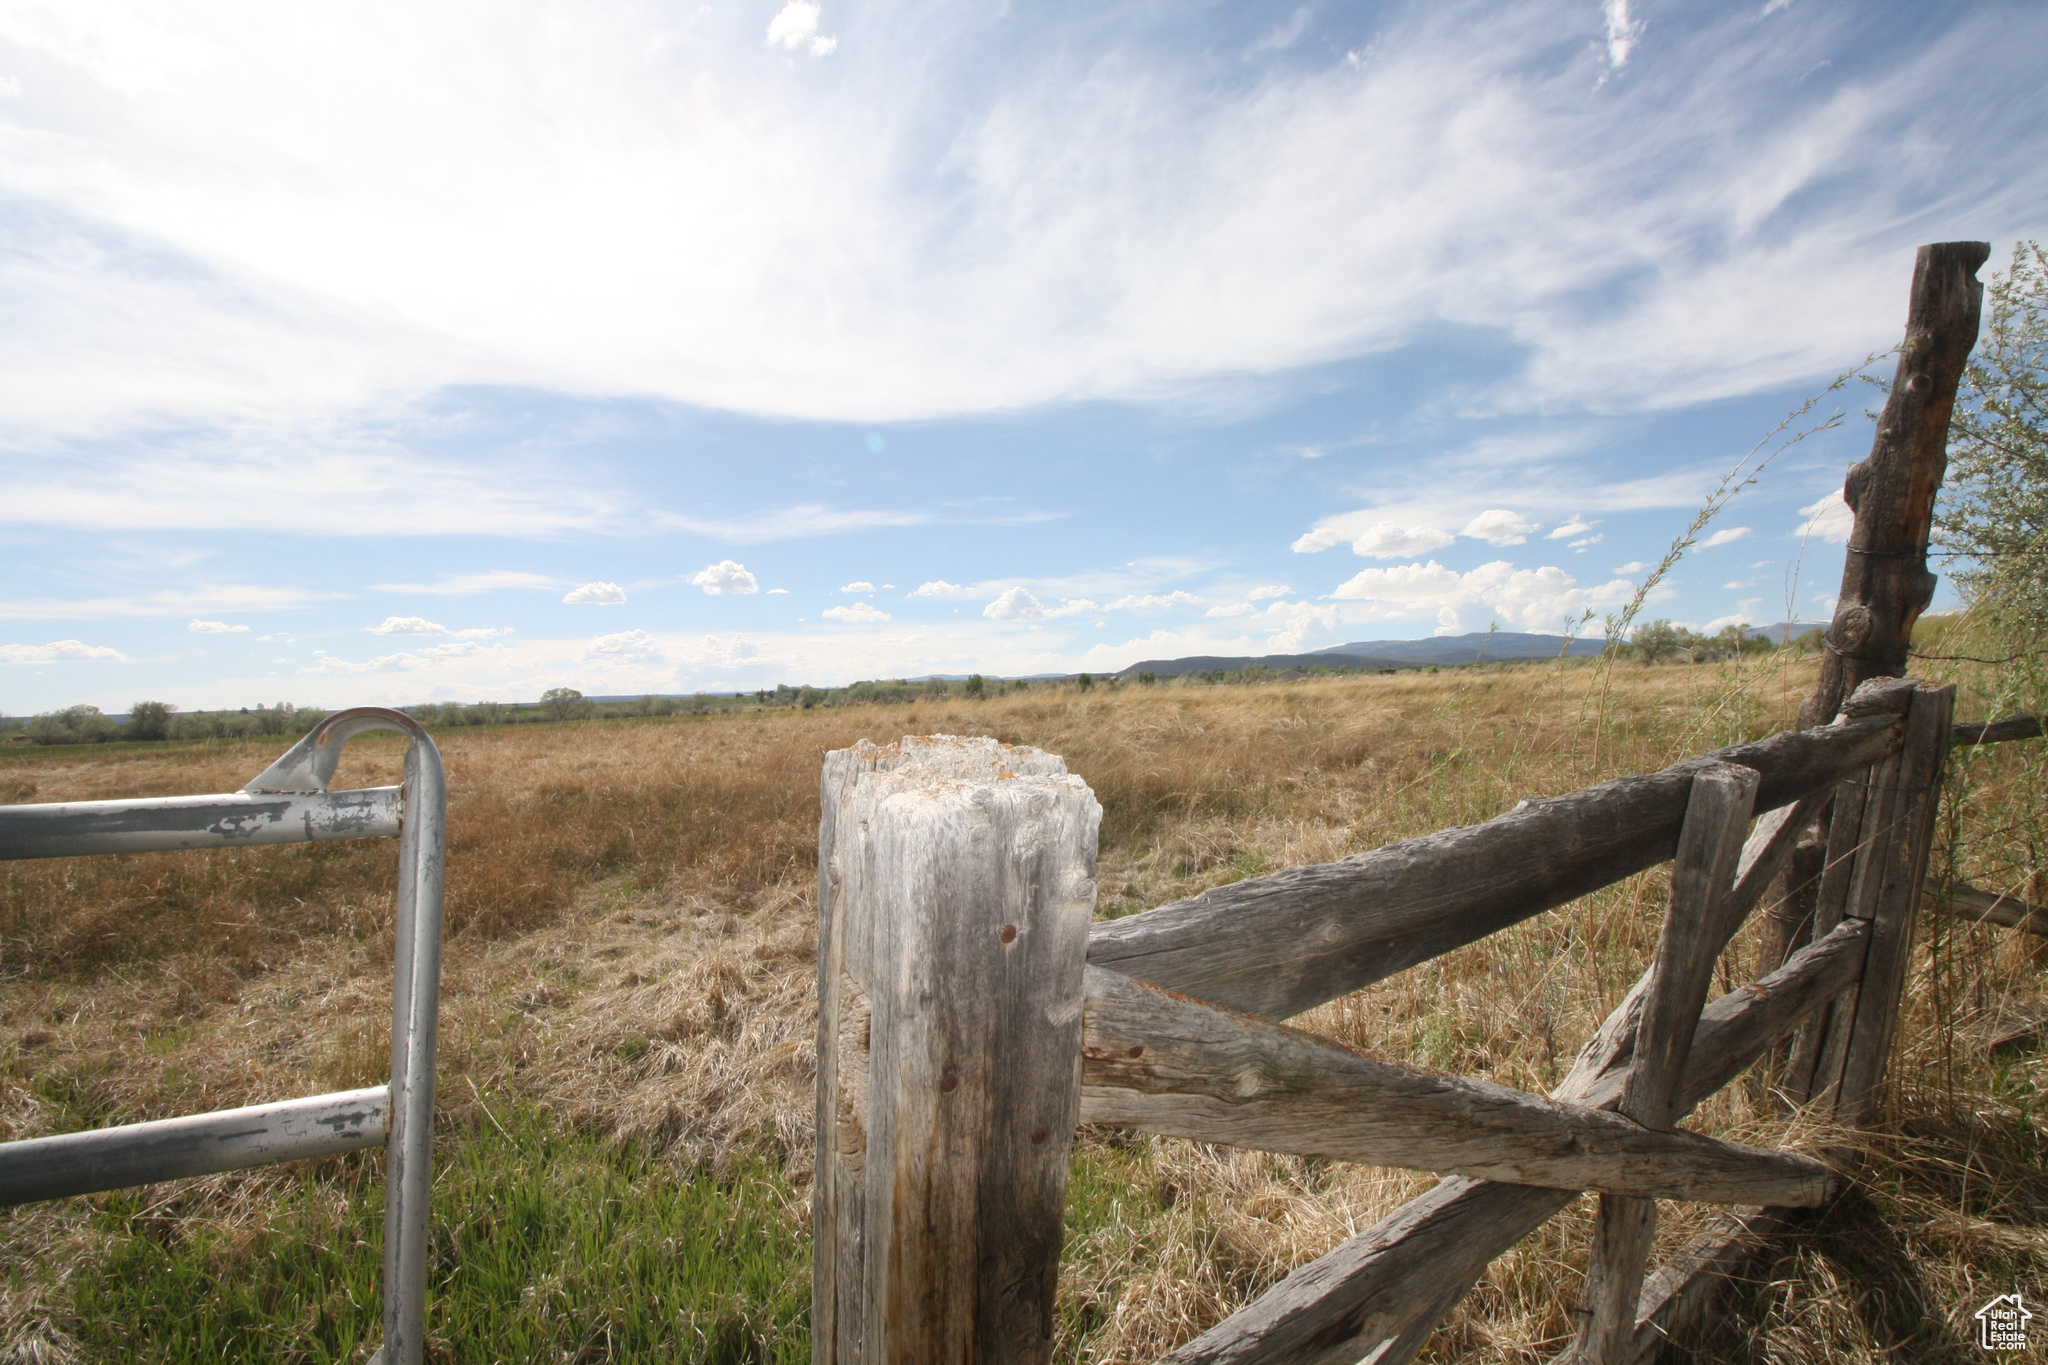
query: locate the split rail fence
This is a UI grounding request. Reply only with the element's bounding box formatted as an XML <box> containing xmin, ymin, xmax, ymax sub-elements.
<box><xmin>810</xmin><ymin>239</ymin><xmax>2045</xmax><ymax>1365</ymax></box>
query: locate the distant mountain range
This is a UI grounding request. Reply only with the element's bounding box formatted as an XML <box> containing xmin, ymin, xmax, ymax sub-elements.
<box><xmin>1113</xmin><ymin>624</ymin><xmax>1830</xmax><ymax>680</ymax></box>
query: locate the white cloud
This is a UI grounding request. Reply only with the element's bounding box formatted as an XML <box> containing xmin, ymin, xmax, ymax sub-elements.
<box><xmin>0</xmin><ymin>0</ymin><xmax>2028</xmax><ymax>452</ymax></box>
<box><xmin>1700</xmin><ymin>527</ymin><xmax>1753</xmax><ymax>549</ymax></box>
<box><xmin>1705</xmin><ymin>612</ymin><xmax>1758</xmax><ymax>632</ymax></box>
<box><xmin>655</xmin><ymin>506</ymin><xmax>925</xmax><ymax>541</ymax></box>
<box><xmin>370</xmin><ymin>615</ymin><xmax>448</xmax><ymax>635</ymax></box>
<box><xmin>808</xmin><ymin>35</ymin><xmax>838</xmax><ymax>57</ymax></box>
<box><xmin>1247</xmin><ymin>584</ymin><xmax>1290</xmax><ymax>600</ymax></box>
<box><xmin>910</xmin><ymin>580</ymin><xmax>975</xmax><ymax>599</ymax></box>
<box><xmin>767</xmin><ymin>588</ymin><xmax>791</xmax><ymax>594</ymax></box>
<box><xmin>1</xmin><ymin>639</ymin><xmax>128</xmax><ymax>664</ymax></box>
<box><xmin>452</xmin><ymin>626</ymin><xmax>514</xmax><ymax>639</ymax></box>
<box><xmin>187</xmin><ymin>619</ymin><xmax>248</xmax><ymax>633</ymax></box>
<box><xmin>1613</xmin><ymin>560</ymin><xmax>1651</xmax><ymax>574</ymax></box>
<box><xmin>766</xmin><ymin>2</ymin><xmax>829</xmax><ymax>51</ymax></box>
<box><xmin>1546</xmin><ymin>515</ymin><xmax>1597</xmax><ymax>540</ymax></box>
<box><xmin>1569</xmin><ymin>534</ymin><xmax>1604</xmax><ymax>550</ymax></box>
<box><xmin>372</xmin><ymin>570</ymin><xmax>564</xmax><ymax>595</ymax></box>
<box><xmin>1355</xmin><ymin>522</ymin><xmax>1459</xmax><ymax>559</ymax></box>
<box><xmin>0</xmin><ymin>584</ymin><xmax>331</xmax><ymax>620</ymax></box>
<box><xmin>1603</xmin><ymin>0</ymin><xmax>1642</xmax><ymax>68</ymax></box>
<box><xmin>304</xmin><ymin>640</ymin><xmax>499</xmax><ymax>674</ymax></box>
<box><xmin>1103</xmin><ymin>592</ymin><xmax>1203</xmax><ymax>611</ymax></box>
<box><xmin>1460</xmin><ymin>509</ymin><xmax>1539</xmax><ymax>546</ymax></box>
<box><xmin>1265</xmin><ymin>601</ymin><xmax>1339</xmax><ymax>654</ymax></box>
<box><xmin>983</xmin><ymin>586</ymin><xmax>1045</xmax><ymax>621</ymax></box>
<box><xmin>838</xmin><ymin>581</ymin><xmax>875</xmax><ymax>594</ymax></box>
<box><xmin>563</xmin><ymin>581</ymin><xmax>628</xmax><ymax>605</ymax></box>
<box><xmin>823</xmin><ymin>601</ymin><xmax>891</xmax><ymax>623</ymax></box>
<box><xmin>1329</xmin><ymin>559</ymin><xmax>1632</xmax><ymax>633</ymax></box>
<box><xmin>1797</xmin><ymin>489</ymin><xmax>1854</xmax><ymax>544</ymax></box>
<box><xmin>690</xmin><ymin>561</ymin><xmax>759</xmax><ymax>595</ymax></box>
<box><xmin>1206</xmin><ymin>602</ymin><xmax>1257</xmax><ymax>618</ymax></box>
<box><xmin>583</xmin><ymin>629</ymin><xmax>665</xmax><ymax>665</ymax></box>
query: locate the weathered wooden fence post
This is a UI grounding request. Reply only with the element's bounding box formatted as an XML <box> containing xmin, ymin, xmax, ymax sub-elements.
<box><xmin>1570</xmin><ymin>762</ymin><xmax>1757</xmax><ymax>1365</ymax></box>
<box><xmin>815</xmin><ymin>736</ymin><xmax>1100</xmax><ymax>1365</ymax></box>
<box><xmin>1758</xmin><ymin>240</ymin><xmax>1988</xmax><ymax>989</ymax></box>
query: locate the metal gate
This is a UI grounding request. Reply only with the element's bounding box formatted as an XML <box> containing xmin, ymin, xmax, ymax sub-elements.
<box><xmin>0</xmin><ymin>707</ymin><xmax>447</xmax><ymax>1365</ymax></box>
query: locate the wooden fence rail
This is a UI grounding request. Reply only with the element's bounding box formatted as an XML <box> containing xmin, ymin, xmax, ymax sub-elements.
<box><xmin>809</xmin><ymin>241</ymin><xmax>2037</xmax><ymax>1364</ymax></box>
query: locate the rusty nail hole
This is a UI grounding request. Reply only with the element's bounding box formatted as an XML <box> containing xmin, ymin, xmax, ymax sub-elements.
<box><xmin>941</xmin><ymin>1072</ymin><xmax>959</xmax><ymax>1093</ymax></box>
<box><xmin>999</xmin><ymin>925</ymin><xmax>1018</xmax><ymax>944</ymax></box>
<box><xmin>1128</xmin><ymin>1046</ymin><xmax>1145</xmax><ymax>1059</ymax></box>
<box><xmin>1031</xmin><ymin>1128</ymin><xmax>1049</xmax><ymax>1146</ymax></box>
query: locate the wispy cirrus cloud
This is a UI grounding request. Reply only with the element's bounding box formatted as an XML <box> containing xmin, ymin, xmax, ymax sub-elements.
<box><xmin>373</xmin><ymin>571</ymin><xmax>567</xmax><ymax>595</ymax></box>
<box><xmin>0</xmin><ymin>0</ymin><xmax>2036</xmax><ymax>449</ymax></box>
<box><xmin>656</xmin><ymin>506</ymin><xmax>928</xmax><ymax>542</ymax></box>
<box><xmin>0</xmin><ymin>585</ymin><xmax>332</xmax><ymax>620</ymax></box>
<box><xmin>1</xmin><ymin>639</ymin><xmax>129</xmax><ymax>664</ymax></box>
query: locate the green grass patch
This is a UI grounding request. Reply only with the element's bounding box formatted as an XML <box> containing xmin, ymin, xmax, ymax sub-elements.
<box><xmin>55</xmin><ymin>1107</ymin><xmax>810</xmax><ymax>1363</ymax></box>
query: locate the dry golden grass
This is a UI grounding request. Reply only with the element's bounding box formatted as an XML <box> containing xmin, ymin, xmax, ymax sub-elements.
<box><xmin>1</xmin><ymin>653</ymin><xmax>2042</xmax><ymax>1362</ymax></box>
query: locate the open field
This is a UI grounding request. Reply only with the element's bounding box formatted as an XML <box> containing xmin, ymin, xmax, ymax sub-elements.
<box><xmin>2</xmin><ymin>653</ymin><xmax>2044</xmax><ymax>1362</ymax></box>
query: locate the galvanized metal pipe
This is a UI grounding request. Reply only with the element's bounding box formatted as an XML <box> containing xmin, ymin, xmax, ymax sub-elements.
<box><xmin>382</xmin><ymin>722</ymin><xmax>445</xmax><ymax>1365</ymax></box>
<box><xmin>0</xmin><ymin>1087</ymin><xmax>388</xmax><ymax>1207</ymax></box>
<box><xmin>0</xmin><ymin>707</ymin><xmax>445</xmax><ymax>1365</ymax></box>
<box><xmin>0</xmin><ymin>787</ymin><xmax>402</xmax><ymax>860</ymax></box>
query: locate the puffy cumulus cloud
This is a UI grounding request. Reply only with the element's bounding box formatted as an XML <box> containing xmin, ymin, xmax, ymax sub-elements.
<box><xmin>1797</xmin><ymin>490</ymin><xmax>1853</xmax><ymax>544</ymax></box>
<box><xmin>451</xmin><ymin>626</ymin><xmax>514</xmax><ymax>639</ymax></box>
<box><xmin>910</xmin><ymin>580</ymin><xmax>974</xmax><ymax>599</ymax></box>
<box><xmin>583</xmin><ymin>629</ymin><xmax>665</xmax><ymax>665</ymax></box>
<box><xmin>370</xmin><ymin>615</ymin><xmax>447</xmax><ymax>635</ymax></box>
<box><xmin>1329</xmin><ymin>559</ymin><xmax>1632</xmax><ymax>634</ymax></box>
<box><xmin>690</xmin><ymin>561</ymin><xmax>759</xmax><ymax>595</ymax></box>
<box><xmin>1</xmin><ymin>639</ymin><xmax>127</xmax><ymax>664</ymax></box>
<box><xmin>1247</xmin><ymin>585</ymin><xmax>1291</xmax><ymax>601</ymax></box>
<box><xmin>187</xmin><ymin>619</ymin><xmax>248</xmax><ymax>633</ymax></box>
<box><xmin>837</xmin><ymin>581</ymin><xmax>875</xmax><ymax>594</ymax></box>
<box><xmin>304</xmin><ymin>640</ymin><xmax>499</xmax><ymax>674</ymax></box>
<box><xmin>823</xmin><ymin>602</ymin><xmax>891</xmax><ymax>623</ymax></box>
<box><xmin>563</xmin><ymin>581</ymin><xmax>627</xmax><ymax>605</ymax></box>
<box><xmin>983</xmin><ymin>587</ymin><xmax>1043</xmax><ymax>621</ymax></box>
<box><xmin>1354</xmin><ymin>522</ymin><xmax>1458</xmax><ymax>559</ymax></box>
<box><xmin>1260</xmin><ymin>601</ymin><xmax>1340</xmax><ymax>653</ymax></box>
<box><xmin>1546</xmin><ymin>515</ymin><xmax>1598</xmax><ymax>540</ymax></box>
<box><xmin>677</xmin><ymin>635</ymin><xmax>763</xmax><ymax>670</ymax></box>
<box><xmin>983</xmin><ymin>588</ymin><xmax>1099</xmax><ymax>621</ymax></box>
<box><xmin>766</xmin><ymin>1</ymin><xmax>837</xmax><ymax>56</ymax></box>
<box><xmin>1705</xmin><ymin>610</ymin><xmax>1762</xmax><ymax>633</ymax></box>
<box><xmin>1293</xmin><ymin>519</ymin><xmax>1455</xmax><ymax>558</ymax></box>
<box><xmin>1569</xmin><ymin>534</ymin><xmax>1604</xmax><ymax>551</ymax></box>
<box><xmin>1613</xmin><ymin>560</ymin><xmax>1652</xmax><ymax>574</ymax></box>
<box><xmin>1104</xmin><ymin>591</ymin><xmax>1203</xmax><ymax>611</ymax></box>
<box><xmin>1701</xmin><ymin>526</ymin><xmax>1752</xmax><ymax>549</ymax></box>
<box><xmin>1459</xmin><ymin>509</ymin><xmax>1539</xmax><ymax>546</ymax></box>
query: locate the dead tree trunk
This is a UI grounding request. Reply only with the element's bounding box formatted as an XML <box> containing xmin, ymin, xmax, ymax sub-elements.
<box><xmin>1798</xmin><ymin>240</ymin><xmax>1988</xmax><ymax>729</ymax></box>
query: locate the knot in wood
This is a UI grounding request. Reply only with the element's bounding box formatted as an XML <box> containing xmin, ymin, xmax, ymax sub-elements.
<box><xmin>940</xmin><ymin>1071</ymin><xmax>959</xmax><ymax>1094</ymax></box>
<box><xmin>999</xmin><ymin>924</ymin><xmax>1018</xmax><ymax>944</ymax></box>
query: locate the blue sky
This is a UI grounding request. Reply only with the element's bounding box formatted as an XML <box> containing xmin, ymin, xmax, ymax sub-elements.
<box><xmin>2</xmin><ymin>0</ymin><xmax>2044</xmax><ymax>710</ymax></box>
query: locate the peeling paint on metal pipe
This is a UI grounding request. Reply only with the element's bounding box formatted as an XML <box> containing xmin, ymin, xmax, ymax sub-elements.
<box><xmin>0</xmin><ymin>1086</ymin><xmax>389</xmax><ymax>1207</ymax></box>
<box><xmin>0</xmin><ymin>787</ymin><xmax>403</xmax><ymax>860</ymax></box>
